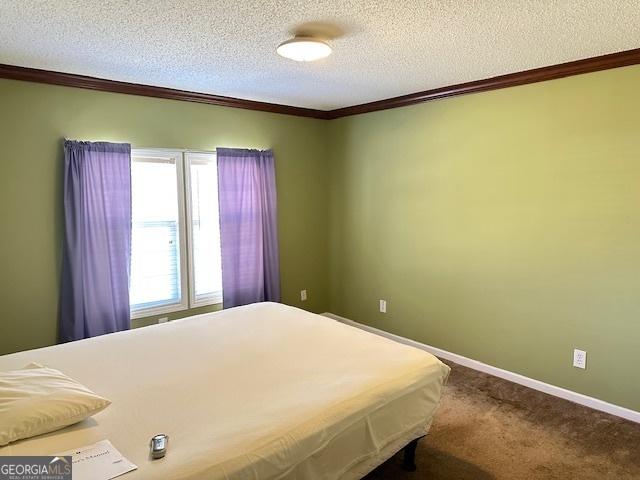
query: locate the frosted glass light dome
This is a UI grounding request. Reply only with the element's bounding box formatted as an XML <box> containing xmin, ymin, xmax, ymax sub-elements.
<box><xmin>276</xmin><ymin>37</ymin><xmax>332</xmax><ymax>62</ymax></box>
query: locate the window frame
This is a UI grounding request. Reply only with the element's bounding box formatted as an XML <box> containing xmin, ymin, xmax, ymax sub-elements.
<box><xmin>184</xmin><ymin>150</ymin><xmax>223</xmax><ymax>308</ymax></box>
<box><xmin>129</xmin><ymin>148</ymin><xmax>223</xmax><ymax>319</ymax></box>
<box><xmin>129</xmin><ymin>148</ymin><xmax>190</xmax><ymax>319</ymax></box>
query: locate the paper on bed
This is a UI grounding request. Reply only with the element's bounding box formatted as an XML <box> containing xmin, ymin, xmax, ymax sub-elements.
<box><xmin>57</xmin><ymin>439</ymin><xmax>137</xmax><ymax>480</ymax></box>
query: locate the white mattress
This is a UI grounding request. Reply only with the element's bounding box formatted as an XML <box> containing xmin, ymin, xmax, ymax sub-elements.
<box><xmin>0</xmin><ymin>303</ymin><xmax>449</xmax><ymax>479</ymax></box>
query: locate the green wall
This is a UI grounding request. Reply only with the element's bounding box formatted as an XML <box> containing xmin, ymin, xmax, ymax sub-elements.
<box><xmin>0</xmin><ymin>79</ymin><xmax>330</xmax><ymax>354</ymax></box>
<box><xmin>2</xmin><ymin>65</ymin><xmax>639</xmax><ymax>411</ymax></box>
<box><xmin>327</xmin><ymin>65</ymin><xmax>640</xmax><ymax>411</ymax></box>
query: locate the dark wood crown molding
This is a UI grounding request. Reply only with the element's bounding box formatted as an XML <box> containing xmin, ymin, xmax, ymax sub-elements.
<box><xmin>0</xmin><ymin>63</ymin><xmax>331</xmax><ymax>119</ymax></box>
<box><xmin>1</xmin><ymin>48</ymin><xmax>639</xmax><ymax>120</ymax></box>
<box><xmin>325</xmin><ymin>48</ymin><xmax>640</xmax><ymax>119</ymax></box>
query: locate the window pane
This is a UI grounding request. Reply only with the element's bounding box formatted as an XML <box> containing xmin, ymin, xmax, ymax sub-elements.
<box><xmin>130</xmin><ymin>158</ymin><xmax>182</xmax><ymax>310</ymax></box>
<box><xmin>189</xmin><ymin>157</ymin><xmax>222</xmax><ymax>301</ymax></box>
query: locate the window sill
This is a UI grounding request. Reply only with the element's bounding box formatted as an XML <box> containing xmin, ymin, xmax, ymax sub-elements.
<box><xmin>130</xmin><ymin>302</ymin><xmax>188</xmax><ymax>320</ymax></box>
<box><xmin>131</xmin><ymin>302</ymin><xmax>223</xmax><ymax>328</ymax></box>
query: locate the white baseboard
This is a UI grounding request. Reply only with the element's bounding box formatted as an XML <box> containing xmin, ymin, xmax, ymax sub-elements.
<box><xmin>322</xmin><ymin>312</ymin><xmax>640</xmax><ymax>424</ymax></box>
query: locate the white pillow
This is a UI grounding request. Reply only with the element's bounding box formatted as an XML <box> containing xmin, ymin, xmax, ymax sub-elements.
<box><xmin>0</xmin><ymin>363</ymin><xmax>111</xmax><ymax>446</ymax></box>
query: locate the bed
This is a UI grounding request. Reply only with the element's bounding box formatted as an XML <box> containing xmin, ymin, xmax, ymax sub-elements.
<box><xmin>0</xmin><ymin>302</ymin><xmax>449</xmax><ymax>479</ymax></box>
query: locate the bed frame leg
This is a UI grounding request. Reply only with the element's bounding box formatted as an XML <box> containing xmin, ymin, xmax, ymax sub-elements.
<box><xmin>402</xmin><ymin>438</ymin><xmax>420</xmax><ymax>472</ymax></box>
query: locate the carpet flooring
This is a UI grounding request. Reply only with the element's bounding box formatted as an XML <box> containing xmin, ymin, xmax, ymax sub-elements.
<box><xmin>365</xmin><ymin>361</ymin><xmax>640</xmax><ymax>480</ymax></box>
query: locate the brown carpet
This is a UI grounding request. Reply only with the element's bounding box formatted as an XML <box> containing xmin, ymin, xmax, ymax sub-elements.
<box><xmin>365</xmin><ymin>361</ymin><xmax>640</xmax><ymax>480</ymax></box>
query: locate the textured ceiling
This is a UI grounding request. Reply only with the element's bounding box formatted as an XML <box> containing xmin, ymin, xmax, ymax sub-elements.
<box><xmin>1</xmin><ymin>1</ymin><xmax>639</xmax><ymax>110</ymax></box>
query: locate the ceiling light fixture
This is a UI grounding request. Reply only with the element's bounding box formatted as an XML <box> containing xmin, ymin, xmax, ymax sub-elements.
<box><xmin>276</xmin><ymin>36</ymin><xmax>332</xmax><ymax>62</ymax></box>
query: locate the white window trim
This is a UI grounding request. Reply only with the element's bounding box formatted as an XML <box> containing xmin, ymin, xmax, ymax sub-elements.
<box><xmin>184</xmin><ymin>150</ymin><xmax>223</xmax><ymax>308</ymax></box>
<box><xmin>130</xmin><ymin>148</ymin><xmax>223</xmax><ymax>319</ymax></box>
<box><xmin>130</xmin><ymin>149</ymin><xmax>190</xmax><ymax>319</ymax></box>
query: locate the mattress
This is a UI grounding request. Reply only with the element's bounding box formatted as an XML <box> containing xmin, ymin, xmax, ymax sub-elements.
<box><xmin>0</xmin><ymin>302</ymin><xmax>450</xmax><ymax>479</ymax></box>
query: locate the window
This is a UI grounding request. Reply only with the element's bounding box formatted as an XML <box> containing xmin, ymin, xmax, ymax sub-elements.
<box><xmin>185</xmin><ymin>153</ymin><xmax>223</xmax><ymax>307</ymax></box>
<box><xmin>130</xmin><ymin>149</ymin><xmax>222</xmax><ymax>318</ymax></box>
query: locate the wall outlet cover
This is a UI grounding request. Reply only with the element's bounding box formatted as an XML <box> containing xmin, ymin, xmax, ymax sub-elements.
<box><xmin>573</xmin><ymin>349</ymin><xmax>587</xmax><ymax>369</ymax></box>
<box><xmin>379</xmin><ymin>299</ymin><xmax>387</xmax><ymax>313</ymax></box>
<box><xmin>300</xmin><ymin>289</ymin><xmax>307</xmax><ymax>301</ymax></box>
<box><xmin>158</xmin><ymin>317</ymin><xmax>169</xmax><ymax>324</ymax></box>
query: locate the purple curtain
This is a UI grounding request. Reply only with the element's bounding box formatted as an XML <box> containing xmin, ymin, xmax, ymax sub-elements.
<box><xmin>217</xmin><ymin>148</ymin><xmax>280</xmax><ymax>308</ymax></box>
<box><xmin>60</xmin><ymin>140</ymin><xmax>132</xmax><ymax>342</ymax></box>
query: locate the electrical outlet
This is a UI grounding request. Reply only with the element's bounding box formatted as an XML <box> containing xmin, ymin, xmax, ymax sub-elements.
<box><xmin>158</xmin><ymin>317</ymin><xmax>169</xmax><ymax>324</ymax></box>
<box><xmin>379</xmin><ymin>299</ymin><xmax>387</xmax><ymax>313</ymax></box>
<box><xmin>573</xmin><ymin>349</ymin><xmax>587</xmax><ymax>369</ymax></box>
<box><xmin>300</xmin><ymin>289</ymin><xmax>307</xmax><ymax>301</ymax></box>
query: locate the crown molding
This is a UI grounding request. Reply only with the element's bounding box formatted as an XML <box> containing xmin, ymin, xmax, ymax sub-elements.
<box><xmin>1</xmin><ymin>48</ymin><xmax>639</xmax><ymax>120</ymax></box>
<box><xmin>0</xmin><ymin>63</ymin><xmax>331</xmax><ymax>119</ymax></box>
<box><xmin>326</xmin><ymin>48</ymin><xmax>640</xmax><ymax>119</ymax></box>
